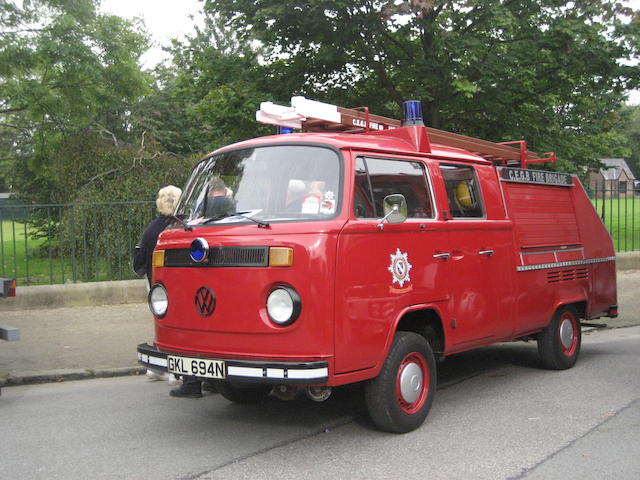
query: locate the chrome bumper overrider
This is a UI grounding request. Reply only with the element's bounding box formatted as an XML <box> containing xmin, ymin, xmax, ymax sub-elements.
<box><xmin>137</xmin><ymin>343</ymin><xmax>329</xmax><ymax>384</ymax></box>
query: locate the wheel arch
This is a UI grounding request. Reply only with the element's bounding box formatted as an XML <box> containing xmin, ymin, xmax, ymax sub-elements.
<box><xmin>386</xmin><ymin>305</ymin><xmax>446</xmax><ymax>360</ymax></box>
<box><xmin>552</xmin><ymin>298</ymin><xmax>587</xmax><ymax>322</ymax></box>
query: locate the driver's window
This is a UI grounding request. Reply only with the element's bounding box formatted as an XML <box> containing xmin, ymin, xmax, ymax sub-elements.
<box><xmin>354</xmin><ymin>157</ymin><xmax>433</xmax><ymax>218</ymax></box>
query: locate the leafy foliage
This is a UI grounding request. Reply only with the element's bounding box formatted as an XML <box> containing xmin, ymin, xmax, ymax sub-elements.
<box><xmin>0</xmin><ymin>0</ymin><xmax>151</xmax><ymax>202</ymax></box>
<box><xmin>46</xmin><ymin>130</ymin><xmax>194</xmax><ymax>281</ymax></box>
<box><xmin>613</xmin><ymin>104</ymin><xmax>640</xmax><ymax>178</ymax></box>
<box><xmin>206</xmin><ymin>0</ymin><xmax>640</xmax><ymax>169</ymax></box>
<box><xmin>131</xmin><ymin>14</ymin><xmax>273</xmax><ymax>156</ymax></box>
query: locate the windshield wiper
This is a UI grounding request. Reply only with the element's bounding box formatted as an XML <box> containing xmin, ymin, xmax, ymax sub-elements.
<box><xmin>233</xmin><ymin>211</ymin><xmax>270</xmax><ymax>228</ymax></box>
<box><xmin>171</xmin><ymin>215</ymin><xmax>193</xmax><ymax>231</ymax></box>
<box><xmin>202</xmin><ymin>212</ymin><xmax>270</xmax><ymax>228</ymax></box>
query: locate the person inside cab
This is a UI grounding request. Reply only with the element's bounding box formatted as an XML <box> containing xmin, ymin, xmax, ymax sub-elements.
<box><xmin>204</xmin><ymin>177</ymin><xmax>235</xmax><ymax>218</ymax></box>
<box><xmin>285</xmin><ymin>179</ymin><xmax>306</xmax><ymax>212</ymax></box>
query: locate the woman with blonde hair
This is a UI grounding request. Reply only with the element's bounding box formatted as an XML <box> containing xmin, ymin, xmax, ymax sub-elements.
<box><xmin>134</xmin><ymin>185</ymin><xmax>182</xmax><ymax>285</ymax></box>
<box><xmin>134</xmin><ymin>185</ymin><xmax>182</xmax><ymax>383</ymax></box>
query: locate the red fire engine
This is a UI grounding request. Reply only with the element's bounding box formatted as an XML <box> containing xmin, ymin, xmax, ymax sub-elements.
<box><xmin>137</xmin><ymin>97</ymin><xmax>617</xmax><ymax>433</ymax></box>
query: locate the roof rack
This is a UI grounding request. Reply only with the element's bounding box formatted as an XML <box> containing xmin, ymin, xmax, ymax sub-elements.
<box><xmin>256</xmin><ymin>97</ymin><xmax>556</xmax><ymax>168</ymax></box>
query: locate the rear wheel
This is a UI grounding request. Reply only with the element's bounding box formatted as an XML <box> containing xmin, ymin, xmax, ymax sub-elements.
<box><xmin>214</xmin><ymin>381</ymin><xmax>272</xmax><ymax>404</ymax></box>
<box><xmin>537</xmin><ymin>305</ymin><xmax>581</xmax><ymax>370</ymax></box>
<box><xmin>365</xmin><ymin>331</ymin><xmax>436</xmax><ymax>433</ymax></box>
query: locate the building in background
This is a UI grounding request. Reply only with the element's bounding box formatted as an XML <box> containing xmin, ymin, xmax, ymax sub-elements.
<box><xmin>588</xmin><ymin>158</ymin><xmax>637</xmax><ymax>197</ymax></box>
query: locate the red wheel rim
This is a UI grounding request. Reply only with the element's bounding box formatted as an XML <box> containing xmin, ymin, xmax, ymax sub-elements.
<box><xmin>395</xmin><ymin>352</ymin><xmax>429</xmax><ymax>414</ymax></box>
<box><xmin>558</xmin><ymin>311</ymin><xmax>578</xmax><ymax>357</ymax></box>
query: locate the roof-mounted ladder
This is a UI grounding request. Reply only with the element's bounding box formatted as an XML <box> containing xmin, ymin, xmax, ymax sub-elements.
<box><xmin>256</xmin><ymin>97</ymin><xmax>556</xmax><ymax>169</ymax></box>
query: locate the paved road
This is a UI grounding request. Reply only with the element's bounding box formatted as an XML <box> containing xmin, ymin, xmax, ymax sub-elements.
<box><xmin>2</xmin><ymin>326</ymin><xmax>639</xmax><ymax>480</ymax></box>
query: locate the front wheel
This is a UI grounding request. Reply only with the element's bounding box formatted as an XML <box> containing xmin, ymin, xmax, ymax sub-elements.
<box><xmin>365</xmin><ymin>331</ymin><xmax>436</xmax><ymax>433</ymax></box>
<box><xmin>214</xmin><ymin>381</ymin><xmax>272</xmax><ymax>404</ymax></box>
<box><xmin>537</xmin><ymin>305</ymin><xmax>582</xmax><ymax>370</ymax></box>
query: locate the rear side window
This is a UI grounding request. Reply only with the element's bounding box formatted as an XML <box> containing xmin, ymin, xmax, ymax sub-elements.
<box><xmin>440</xmin><ymin>164</ymin><xmax>484</xmax><ymax>218</ymax></box>
<box><xmin>354</xmin><ymin>157</ymin><xmax>434</xmax><ymax>218</ymax></box>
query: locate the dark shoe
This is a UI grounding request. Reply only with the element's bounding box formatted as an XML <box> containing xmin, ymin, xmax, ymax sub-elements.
<box><xmin>169</xmin><ymin>382</ymin><xmax>202</xmax><ymax>398</ymax></box>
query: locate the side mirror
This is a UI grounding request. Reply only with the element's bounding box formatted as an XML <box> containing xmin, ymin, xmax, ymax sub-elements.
<box><xmin>378</xmin><ymin>194</ymin><xmax>408</xmax><ymax>228</ymax></box>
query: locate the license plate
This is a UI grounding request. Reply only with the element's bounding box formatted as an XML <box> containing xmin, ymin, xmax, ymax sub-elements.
<box><xmin>167</xmin><ymin>355</ymin><xmax>226</xmax><ymax>379</ymax></box>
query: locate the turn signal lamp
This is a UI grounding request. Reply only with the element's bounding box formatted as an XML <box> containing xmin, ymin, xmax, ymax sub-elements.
<box><xmin>152</xmin><ymin>250</ymin><xmax>165</xmax><ymax>268</ymax></box>
<box><xmin>269</xmin><ymin>247</ymin><xmax>293</xmax><ymax>267</ymax></box>
<box><xmin>402</xmin><ymin>100</ymin><xmax>424</xmax><ymax>127</ymax></box>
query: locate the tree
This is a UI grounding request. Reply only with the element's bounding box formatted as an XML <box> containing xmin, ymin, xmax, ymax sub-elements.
<box><xmin>611</xmin><ymin>104</ymin><xmax>640</xmax><ymax>178</ymax></box>
<box><xmin>131</xmin><ymin>14</ymin><xmax>273</xmax><ymax>156</ymax></box>
<box><xmin>206</xmin><ymin>0</ymin><xmax>640</xmax><ymax>170</ymax></box>
<box><xmin>50</xmin><ymin>130</ymin><xmax>194</xmax><ymax>281</ymax></box>
<box><xmin>0</xmin><ymin>0</ymin><xmax>151</xmax><ymax>203</ymax></box>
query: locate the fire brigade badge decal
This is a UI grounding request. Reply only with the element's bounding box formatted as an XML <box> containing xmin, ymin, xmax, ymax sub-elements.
<box><xmin>388</xmin><ymin>248</ymin><xmax>412</xmax><ymax>289</ymax></box>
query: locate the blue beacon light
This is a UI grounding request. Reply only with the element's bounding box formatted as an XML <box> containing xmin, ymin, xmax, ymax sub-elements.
<box><xmin>276</xmin><ymin>126</ymin><xmax>293</xmax><ymax>134</ymax></box>
<box><xmin>189</xmin><ymin>237</ymin><xmax>209</xmax><ymax>263</ymax></box>
<box><xmin>402</xmin><ymin>100</ymin><xmax>425</xmax><ymax>127</ymax></box>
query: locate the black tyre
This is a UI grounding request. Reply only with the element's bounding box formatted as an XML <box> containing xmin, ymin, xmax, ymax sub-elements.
<box><xmin>537</xmin><ymin>305</ymin><xmax>581</xmax><ymax>370</ymax></box>
<box><xmin>214</xmin><ymin>381</ymin><xmax>272</xmax><ymax>404</ymax></box>
<box><xmin>365</xmin><ymin>331</ymin><xmax>437</xmax><ymax>433</ymax></box>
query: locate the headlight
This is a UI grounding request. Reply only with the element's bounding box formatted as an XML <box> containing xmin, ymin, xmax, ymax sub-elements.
<box><xmin>148</xmin><ymin>284</ymin><xmax>168</xmax><ymax>317</ymax></box>
<box><xmin>266</xmin><ymin>286</ymin><xmax>301</xmax><ymax>326</ymax></box>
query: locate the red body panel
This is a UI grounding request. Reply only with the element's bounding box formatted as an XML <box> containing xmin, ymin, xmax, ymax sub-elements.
<box><xmin>149</xmin><ymin>128</ymin><xmax>617</xmax><ymax>387</ymax></box>
<box><xmin>154</xmin><ymin>221</ymin><xmax>341</xmax><ymax>365</ymax></box>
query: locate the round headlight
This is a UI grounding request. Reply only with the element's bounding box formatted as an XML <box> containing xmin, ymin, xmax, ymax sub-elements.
<box><xmin>266</xmin><ymin>287</ymin><xmax>301</xmax><ymax>326</ymax></box>
<box><xmin>149</xmin><ymin>284</ymin><xmax>168</xmax><ymax>317</ymax></box>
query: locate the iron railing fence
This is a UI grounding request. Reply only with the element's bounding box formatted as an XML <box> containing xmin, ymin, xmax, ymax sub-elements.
<box><xmin>0</xmin><ymin>185</ymin><xmax>638</xmax><ymax>286</ymax></box>
<box><xmin>588</xmin><ymin>182</ymin><xmax>639</xmax><ymax>253</ymax></box>
<box><xmin>0</xmin><ymin>201</ymin><xmax>155</xmax><ymax>286</ymax></box>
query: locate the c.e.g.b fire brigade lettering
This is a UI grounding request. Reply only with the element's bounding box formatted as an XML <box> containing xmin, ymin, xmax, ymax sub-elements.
<box><xmin>499</xmin><ymin>167</ymin><xmax>572</xmax><ymax>187</ymax></box>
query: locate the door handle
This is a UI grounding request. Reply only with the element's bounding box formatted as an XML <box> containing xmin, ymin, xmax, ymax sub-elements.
<box><xmin>433</xmin><ymin>252</ymin><xmax>450</xmax><ymax>260</ymax></box>
<box><xmin>478</xmin><ymin>249</ymin><xmax>495</xmax><ymax>256</ymax></box>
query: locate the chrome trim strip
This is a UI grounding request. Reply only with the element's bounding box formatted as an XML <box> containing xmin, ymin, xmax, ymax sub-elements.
<box><xmin>228</xmin><ymin>365</ymin><xmax>263</xmax><ymax>378</ymax></box>
<box><xmin>138</xmin><ymin>352</ymin><xmax>167</xmax><ymax>368</ymax></box>
<box><xmin>516</xmin><ymin>256</ymin><xmax>616</xmax><ymax>272</ymax></box>
<box><xmin>288</xmin><ymin>367</ymin><xmax>328</xmax><ymax>379</ymax></box>
<box><xmin>521</xmin><ymin>247</ymin><xmax>584</xmax><ymax>256</ymax></box>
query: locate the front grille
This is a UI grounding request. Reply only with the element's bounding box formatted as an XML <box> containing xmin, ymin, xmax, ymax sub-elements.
<box><xmin>547</xmin><ymin>267</ymin><xmax>589</xmax><ymax>283</ymax></box>
<box><xmin>210</xmin><ymin>247</ymin><xmax>268</xmax><ymax>266</ymax></box>
<box><xmin>164</xmin><ymin>246</ymin><xmax>269</xmax><ymax>267</ymax></box>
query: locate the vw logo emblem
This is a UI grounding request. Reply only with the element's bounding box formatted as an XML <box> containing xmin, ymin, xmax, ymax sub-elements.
<box><xmin>190</xmin><ymin>237</ymin><xmax>209</xmax><ymax>263</ymax></box>
<box><xmin>195</xmin><ymin>287</ymin><xmax>216</xmax><ymax>317</ymax></box>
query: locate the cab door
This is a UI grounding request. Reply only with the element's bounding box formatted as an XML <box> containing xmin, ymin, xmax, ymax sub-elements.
<box><xmin>334</xmin><ymin>154</ymin><xmax>449</xmax><ymax>374</ymax></box>
<box><xmin>432</xmin><ymin>162</ymin><xmax>515</xmax><ymax>351</ymax></box>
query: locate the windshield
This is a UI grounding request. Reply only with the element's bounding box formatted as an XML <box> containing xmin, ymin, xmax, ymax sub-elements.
<box><xmin>176</xmin><ymin>145</ymin><xmax>341</xmax><ymax>225</ymax></box>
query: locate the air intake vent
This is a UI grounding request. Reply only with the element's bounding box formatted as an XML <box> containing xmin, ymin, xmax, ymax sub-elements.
<box><xmin>165</xmin><ymin>247</ymin><xmax>268</xmax><ymax>267</ymax></box>
<box><xmin>547</xmin><ymin>267</ymin><xmax>589</xmax><ymax>283</ymax></box>
<box><xmin>209</xmin><ymin>247</ymin><xmax>268</xmax><ymax>267</ymax></box>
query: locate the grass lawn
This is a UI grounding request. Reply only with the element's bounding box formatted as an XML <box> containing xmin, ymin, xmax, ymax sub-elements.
<box><xmin>0</xmin><ymin>220</ymin><xmax>127</xmax><ymax>285</ymax></box>
<box><xmin>591</xmin><ymin>197</ymin><xmax>640</xmax><ymax>252</ymax></box>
